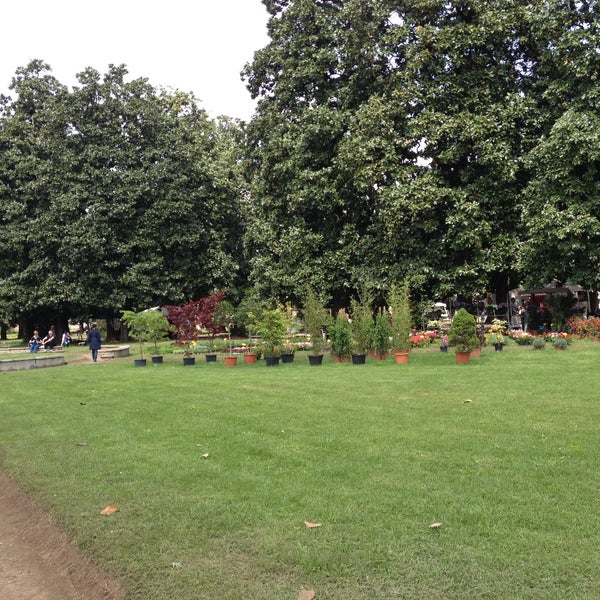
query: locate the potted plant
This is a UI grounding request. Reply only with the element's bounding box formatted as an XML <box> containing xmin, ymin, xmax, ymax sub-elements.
<box><xmin>163</xmin><ymin>299</ymin><xmax>203</xmax><ymax>365</ymax></box>
<box><xmin>302</xmin><ymin>289</ymin><xmax>331</xmax><ymax>366</ymax></box>
<box><xmin>488</xmin><ymin>332</ymin><xmax>506</xmax><ymax>351</ymax></box>
<box><xmin>121</xmin><ymin>309</ymin><xmax>172</xmax><ymax>366</ymax></box>
<box><xmin>256</xmin><ymin>305</ymin><xmax>287</xmax><ymax>366</ymax></box>
<box><xmin>214</xmin><ymin>299</ymin><xmax>237</xmax><ymax>367</ymax></box>
<box><xmin>371</xmin><ymin>310</ymin><xmax>391</xmax><ymax>360</ymax></box>
<box><xmin>448</xmin><ymin>308</ymin><xmax>479</xmax><ymax>363</ymax></box>
<box><xmin>236</xmin><ymin>294</ymin><xmax>265</xmax><ymax>364</ymax></box>
<box><xmin>281</xmin><ymin>339</ymin><xmax>296</xmax><ymax>363</ymax></box>
<box><xmin>198</xmin><ymin>291</ymin><xmax>226</xmax><ymax>363</ymax></box>
<box><xmin>552</xmin><ymin>335</ymin><xmax>569</xmax><ymax>350</ymax></box>
<box><xmin>532</xmin><ymin>337</ymin><xmax>546</xmax><ymax>350</ymax></box>
<box><xmin>350</xmin><ymin>285</ymin><xmax>374</xmax><ymax>364</ymax></box>
<box><xmin>329</xmin><ymin>310</ymin><xmax>352</xmax><ymax>362</ymax></box>
<box><xmin>389</xmin><ymin>279</ymin><xmax>411</xmax><ymax>364</ymax></box>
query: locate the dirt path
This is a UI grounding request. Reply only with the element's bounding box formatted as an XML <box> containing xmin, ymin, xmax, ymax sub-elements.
<box><xmin>0</xmin><ymin>473</ymin><xmax>124</xmax><ymax>600</ymax></box>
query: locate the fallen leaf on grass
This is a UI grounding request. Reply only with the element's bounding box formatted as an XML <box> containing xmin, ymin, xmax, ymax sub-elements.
<box><xmin>462</xmin><ymin>399</ymin><xmax>472</xmax><ymax>404</ymax></box>
<box><xmin>100</xmin><ymin>505</ymin><xmax>119</xmax><ymax>516</ymax></box>
<box><xmin>298</xmin><ymin>588</ymin><xmax>316</xmax><ymax>600</ymax></box>
<box><xmin>201</xmin><ymin>453</ymin><xmax>209</xmax><ymax>459</ymax></box>
<box><xmin>75</xmin><ymin>442</ymin><xmax>87</xmax><ymax>446</ymax></box>
<box><xmin>304</xmin><ymin>521</ymin><xmax>322</xmax><ymax>528</ymax></box>
<box><xmin>428</xmin><ymin>522</ymin><xmax>443</xmax><ymax>529</ymax></box>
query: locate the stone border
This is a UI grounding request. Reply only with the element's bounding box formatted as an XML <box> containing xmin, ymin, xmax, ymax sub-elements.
<box><xmin>97</xmin><ymin>345</ymin><xmax>130</xmax><ymax>359</ymax></box>
<box><xmin>0</xmin><ymin>354</ymin><xmax>65</xmax><ymax>372</ymax></box>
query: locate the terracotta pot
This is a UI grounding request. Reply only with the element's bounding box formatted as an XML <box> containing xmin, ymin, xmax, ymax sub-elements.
<box><xmin>333</xmin><ymin>355</ymin><xmax>351</xmax><ymax>363</ymax></box>
<box><xmin>394</xmin><ymin>351</ymin><xmax>409</xmax><ymax>364</ymax></box>
<box><xmin>224</xmin><ymin>355</ymin><xmax>238</xmax><ymax>367</ymax></box>
<box><xmin>243</xmin><ymin>353</ymin><xmax>257</xmax><ymax>364</ymax></box>
<box><xmin>470</xmin><ymin>347</ymin><xmax>482</xmax><ymax>358</ymax></box>
<box><xmin>455</xmin><ymin>351</ymin><xmax>471</xmax><ymax>364</ymax></box>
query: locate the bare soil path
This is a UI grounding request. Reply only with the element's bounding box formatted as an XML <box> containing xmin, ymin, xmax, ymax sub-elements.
<box><xmin>0</xmin><ymin>472</ymin><xmax>124</xmax><ymax>600</ymax></box>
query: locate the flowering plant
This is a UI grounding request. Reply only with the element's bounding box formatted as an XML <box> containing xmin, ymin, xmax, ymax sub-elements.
<box><xmin>567</xmin><ymin>315</ymin><xmax>600</xmax><ymax>338</ymax></box>
<box><xmin>544</xmin><ymin>331</ymin><xmax>569</xmax><ymax>348</ymax></box>
<box><xmin>410</xmin><ymin>332</ymin><xmax>434</xmax><ymax>348</ymax></box>
<box><xmin>508</xmin><ymin>330</ymin><xmax>534</xmax><ymax>345</ymax></box>
<box><xmin>488</xmin><ymin>332</ymin><xmax>506</xmax><ymax>346</ymax></box>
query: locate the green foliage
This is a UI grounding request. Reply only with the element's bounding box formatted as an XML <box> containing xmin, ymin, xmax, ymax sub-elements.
<box><xmin>328</xmin><ymin>311</ymin><xmax>352</xmax><ymax>359</ymax></box>
<box><xmin>372</xmin><ymin>310</ymin><xmax>392</xmax><ymax>356</ymax></box>
<box><xmin>390</xmin><ymin>280</ymin><xmax>412</xmax><ymax>352</ymax></box>
<box><xmin>448</xmin><ymin>308</ymin><xmax>479</xmax><ymax>353</ymax></box>
<box><xmin>350</xmin><ymin>284</ymin><xmax>374</xmax><ymax>354</ymax></box>
<box><xmin>0</xmin><ymin>62</ymin><xmax>244</xmax><ymax>332</ymax></box>
<box><xmin>302</xmin><ymin>289</ymin><xmax>331</xmax><ymax>355</ymax></box>
<box><xmin>255</xmin><ymin>305</ymin><xmax>287</xmax><ymax>357</ymax></box>
<box><xmin>121</xmin><ymin>309</ymin><xmax>172</xmax><ymax>358</ymax></box>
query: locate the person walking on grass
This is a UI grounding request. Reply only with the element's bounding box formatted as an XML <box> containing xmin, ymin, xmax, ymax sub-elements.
<box><xmin>87</xmin><ymin>322</ymin><xmax>102</xmax><ymax>362</ymax></box>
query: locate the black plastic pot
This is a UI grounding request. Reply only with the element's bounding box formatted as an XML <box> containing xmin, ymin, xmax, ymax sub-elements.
<box><xmin>308</xmin><ymin>354</ymin><xmax>324</xmax><ymax>366</ymax></box>
<box><xmin>183</xmin><ymin>356</ymin><xmax>196</xmax><ymax>366</ymax></box>
<box><xmin>151</xmin><ymin>356</ymin><xmax>163</xmax><ymax>364</ymax></box>
<box><xmin>265</xmin><ymin>356</ymin><xmax>280</xmax><ymax>367</ymax></box>
<box><xmin>205</xmin><ymin>354</ymin><xmax>217</xmax><ymax>363</ymax></box>
<box><xmin>134</xmin><ymin>359</ymin><xmax>147</xmax><ymax>367</ymax></box>
<box><xmin>351</xmin><ymin>353</ymin><xmax>366</xmax><ymax>365</ymax></box>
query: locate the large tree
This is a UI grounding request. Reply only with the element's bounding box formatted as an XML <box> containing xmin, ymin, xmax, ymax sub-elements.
<box><xmin>0</xmin><ymin>61</ymin><xmax>245</xmax><ymax>339</ymax></box>
<box><xmin>520</xmin><ymin>0</ymin><xmax>600</xmax><ymax>291</ymax></box>
<box><xmin>242</xmin><ymin>0</ymin><xmax>564</xmax><ymax>305</ymax></box>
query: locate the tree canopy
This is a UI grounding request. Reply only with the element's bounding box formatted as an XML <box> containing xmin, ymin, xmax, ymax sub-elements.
<box><xmin>1</xmin><ymin>0</ymin><xmax>599</xmax><ymax>336</ymax></box>
<box><xmin>0</xmin><ymin>61</ymin><xmax>245</xmax><ymax>336</ymax></box>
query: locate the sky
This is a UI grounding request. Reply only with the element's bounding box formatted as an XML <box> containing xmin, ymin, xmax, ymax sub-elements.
<box><xmin>0</xmin><ymin>1</ymin><xmax>270</xmax><ymax>121</ymax></box>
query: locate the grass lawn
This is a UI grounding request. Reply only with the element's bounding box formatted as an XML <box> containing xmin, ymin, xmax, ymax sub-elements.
<box><xmin>1</xmin><ymin>344</ymin><xmax>599</xmax><ymax>599</ymax></box>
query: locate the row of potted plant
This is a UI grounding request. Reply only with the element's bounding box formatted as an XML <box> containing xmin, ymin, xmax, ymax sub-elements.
<box><xmin>125</xmin><ymin>281</ymin><xmax>415</xmax><ymax>367</ymax></box>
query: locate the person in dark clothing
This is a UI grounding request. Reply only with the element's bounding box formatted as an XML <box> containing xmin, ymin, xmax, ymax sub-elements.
<box><xmin>87</xmin><ymin>322</ymin><xmax>102</xmax><ymax>362</ymax></box>
<box><xmin>41</xmin><ymin>329</ymin><xmax>56</xmax><ymax>351</ymax></box>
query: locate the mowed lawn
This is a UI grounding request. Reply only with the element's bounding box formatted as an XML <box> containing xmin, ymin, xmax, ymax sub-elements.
<box><xmin>1</xmin><ymin>346</ymin><xmax>598</xmax><ymax>599</ymax></box>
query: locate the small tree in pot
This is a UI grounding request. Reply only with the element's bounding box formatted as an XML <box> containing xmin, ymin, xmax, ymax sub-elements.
<box><xmin>302</xmin><ymin>289</ymin><xmax>331</xmax><ymax>365</ymax></box>
<box><xmin>372</xmin><ymin>310</ymin><xmax>392</xmax><ymax>359</ymax></box>
<box><xmin>121</xmin><ymin>309</ymin><xmax>172</xmax><ymax>365</ymax></box>
<box><xmin>256</xmin><ymin>305</ymin><xmax>287</xmax><ymax>365</ymax></box>
<box><xmin>329</xmin><ymin>310</ymin><xmax>352</xmax><ymax>362</ymax></box>
<box><xmin>350</xmin><ymin>284</ymin><xmax>374</xmax><ymax>363</ymax></box>
<box><xmin>390</xmin><ymin>279</ymin><xmax>412</xmax><ymax>363</ymax></box>
<box><xmin>448</xmin><ymin>308</ymin><xmax>479</xmax><ymax>363</ymax></box>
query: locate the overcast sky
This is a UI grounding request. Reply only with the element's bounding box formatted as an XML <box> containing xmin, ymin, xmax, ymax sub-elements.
<box><xmin>0</xmin><ymin>1</ymin><xmax>270</xmax><ymax>121</ymax></box>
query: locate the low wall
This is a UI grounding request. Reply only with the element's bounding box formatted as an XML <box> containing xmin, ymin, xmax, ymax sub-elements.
<box><xmin>0</xmin><ymin>354</ymin><xmax>65</xmax><ymax>372</ymax></box>
<box><xmin>98</xmin><ymin>345</ymin><xmax>130</xmax><ymax>359</ymax></box>
<box><xmin>0</xmin><ymin>346</ymin><xmax>64</xmax><ymax>354</ymax></box>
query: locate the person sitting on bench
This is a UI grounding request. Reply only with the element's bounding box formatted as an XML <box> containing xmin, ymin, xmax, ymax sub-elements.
<box><xmin>29</xmin><ymin>330</ymin><xmax>41</xmax><ymax>353</ymax></box>
<box><xmin>42</xmin><ymin>329</ymin><xmax>57</xmax><ymax>351</ymax></box>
